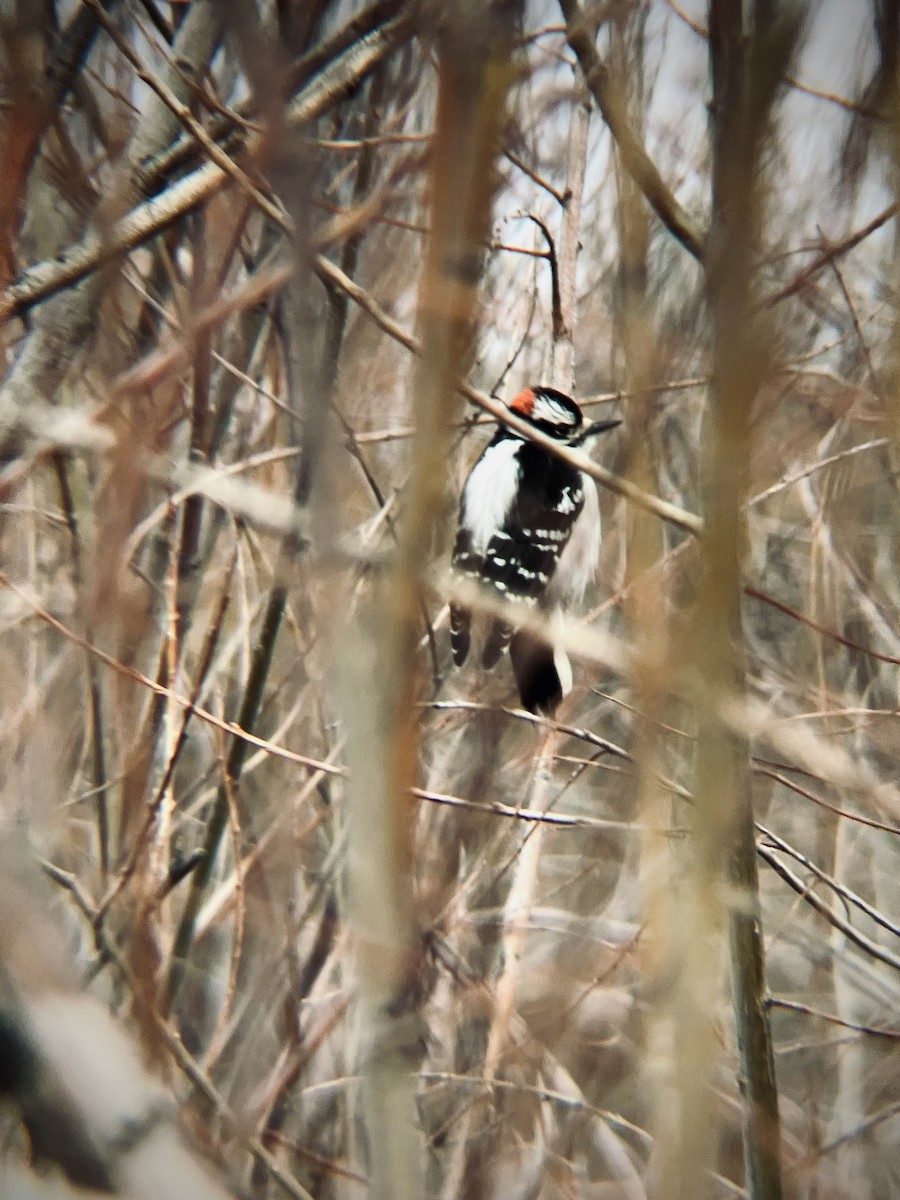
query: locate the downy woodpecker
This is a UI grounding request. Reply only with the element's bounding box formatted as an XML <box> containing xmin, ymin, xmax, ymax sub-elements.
<box><xmin>451</xmin><ymin>386</ymin><xmax>619</xmax><ymax>714</ymax></box>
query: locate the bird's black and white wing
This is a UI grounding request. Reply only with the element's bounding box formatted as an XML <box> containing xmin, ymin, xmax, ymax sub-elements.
<box><xmin>451</xmin><ymin>436</ymin><xmax>586</xmax><ymax>675</ymax></box>
<box><xmin>450</xmin><ymin>385</ymin><xmax>612</xmax><ymax>714</ymax></box>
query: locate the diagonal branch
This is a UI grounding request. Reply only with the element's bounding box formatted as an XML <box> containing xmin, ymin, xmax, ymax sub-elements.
<box><xmin>1</xmin><ymin>237</ymin><xmax>703</xmax><ymax>540</ymax></box>
<box><xmin>0</xmin><ymin>12</ymin><xmax>410</xmax><ymax>325</ymax></box>
<box><xmin>559</xmin><ymin>0</ymin><xmax>706</xmax><ymax>262</ymax></box>
<box><xmin>313</xmin><ymin>255</ymin><xmax>704</xmax><ymax>535</ymax></box>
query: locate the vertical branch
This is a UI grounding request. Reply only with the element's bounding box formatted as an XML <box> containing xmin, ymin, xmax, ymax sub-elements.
<box><xmin>339</xmin><ymin>7</ymin><xmax>519</xmax><ymax>1198</ymax></box>
<box><xmin>53</xmin><ymin>452</ymin><xmax>110</xmax><ymax>880</ymax></box>
<box><xmin>608</xmin><ymin>8</ymin><xmax>679</xmax><ymax>1191</ymax></box>
<box><xmin>547</xmin><ymin>82</ymin><xmax>591</xmax><ymax>393</ymax></box>
<box><xmin>449</xmin><ymin>30</ymin><xmax>594</xmax><ymax>1200</ymax></box>
<box><xmin>885</xmin><ymin>0</ymin><xmax>900</xmax><ymax>471</ymax></box>
<box><xmin>692</xmin><ymin>4</ymin><xmax>801</xmax><ymax>1198</ymax></box>
<box><xmin>174</xmin><ymin>219</ymin><xmax>213</xmax><ymax>640</ymax></box>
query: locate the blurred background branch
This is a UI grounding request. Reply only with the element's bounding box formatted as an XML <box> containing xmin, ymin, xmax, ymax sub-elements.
<box><xmin>0</xmin><ymin>2</ymin><xmax>897</xmax><ymax>1198</ymax></box>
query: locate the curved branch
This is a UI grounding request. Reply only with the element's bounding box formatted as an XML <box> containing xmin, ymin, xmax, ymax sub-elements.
<box><xmin>559</xmin><ymin>0</ymin><xmax>706</xmax><ymax>262</ymax></box>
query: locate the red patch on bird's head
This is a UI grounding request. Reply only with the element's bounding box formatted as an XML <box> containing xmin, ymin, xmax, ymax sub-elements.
<box><xmin>509</xmin><ymin>388</ymin><xmax>535</xmax><ymax>416</ymax></box>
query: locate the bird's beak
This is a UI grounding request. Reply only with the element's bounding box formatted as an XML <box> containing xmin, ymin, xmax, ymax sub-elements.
<box><xmin>572</xmin><ymin>418</ymin><xmax>621</xmax><ymax>445</ymax></box>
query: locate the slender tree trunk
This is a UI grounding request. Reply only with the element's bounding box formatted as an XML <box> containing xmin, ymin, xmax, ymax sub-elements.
<box><xmin>703</xmin><ymin>4</ymin><xmax>802</xmax><ymax>1197</ymax></box>
<box><xmin>340</xmin><ymin>9</ymin><xmax>520</xmax><ymax>1198</ymax></box>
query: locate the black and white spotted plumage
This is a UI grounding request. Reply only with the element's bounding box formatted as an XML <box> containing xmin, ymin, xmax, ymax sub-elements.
<box><xmin>451</xmin><ymin>386</ymin><xmax>619</xmax><ymax>714</ymax></box>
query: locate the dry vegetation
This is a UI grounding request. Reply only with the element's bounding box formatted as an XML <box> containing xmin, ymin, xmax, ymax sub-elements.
<box><xmin>0</xmin><ymin>1</ymin><xmax>898</xmax><ymax>1198</ymax></box>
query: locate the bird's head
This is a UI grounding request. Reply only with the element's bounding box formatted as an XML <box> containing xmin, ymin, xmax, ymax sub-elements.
<box><xmin>507</xmin><ymin>386</ymin><xmax>620</xmax><ymax>445</ymax></box>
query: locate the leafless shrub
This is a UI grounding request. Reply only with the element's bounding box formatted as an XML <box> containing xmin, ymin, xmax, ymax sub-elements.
<box><xmin>0</xmin><ymin>2</ymin><xmax>897</xmax><ymax>1198</ymax></box>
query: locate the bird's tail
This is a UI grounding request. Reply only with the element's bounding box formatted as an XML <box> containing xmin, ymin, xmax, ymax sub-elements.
<box><xmin>509</xmin><ymin>627</ymin><xmax>572</xmax><ymax>715</ymax></box>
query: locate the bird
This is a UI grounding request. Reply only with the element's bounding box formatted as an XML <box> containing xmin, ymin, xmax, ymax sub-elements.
<box><xmin>450</xmin><ymin>385</ymin><xmax>619</xmax><ymax>715</ymax></box>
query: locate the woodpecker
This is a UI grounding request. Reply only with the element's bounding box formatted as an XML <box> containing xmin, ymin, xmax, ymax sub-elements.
<box><xmin>450</xmin><ymin>386</ymin><xmax>620</xmax><ymax>715</ymax></box>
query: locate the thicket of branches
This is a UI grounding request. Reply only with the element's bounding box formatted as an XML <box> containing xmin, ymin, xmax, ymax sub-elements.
<box><xmin>0</xmin><ymin>2</ymin><xmax>898</xmax><ymax>1198</ymax></box>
